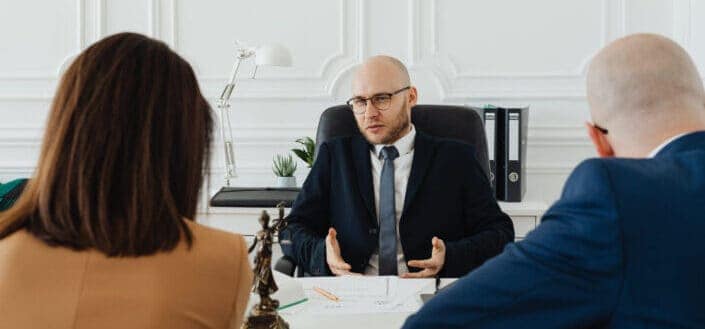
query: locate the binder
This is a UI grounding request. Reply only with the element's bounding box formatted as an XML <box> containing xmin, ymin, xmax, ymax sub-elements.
<box><xmin>499</xmin><ymin>107</ymin><xmax>529</xmax><ymax>202</ymax></box>
<box><xmin>494</xmin><ymin>108</ymin><xmax>508</xmax><ymax>200</ymax></box>
<box><xmin>482</xmin><ymin>108</ymin><xmax>498</xmax><ymax>192</ymax></box>
<box><xmin>468</xmin><ymin>105</ymin><xmax>528</xmax><ymax>202</ymax></box>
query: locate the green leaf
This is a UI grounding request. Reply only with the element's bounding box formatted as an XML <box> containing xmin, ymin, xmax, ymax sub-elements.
<box><xmin>292</xmin><ymin>149</ymin><xmax>308</xmax><ymax>162</ymax></box>
<box><xmin>272</xmin><ymin>154</ymin><xmax>297</xmax><ymax>177</ymax></box>
<box><xmin>291</xmin><ymin>136</ymin><xmax>316</xmax><ymax>168</ymax></box>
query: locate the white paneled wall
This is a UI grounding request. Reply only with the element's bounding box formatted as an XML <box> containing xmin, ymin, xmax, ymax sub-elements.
<box><xmin>1</xmin><ymin>0</ymin><xmax>704</xmax><ymax>234</ymax></box>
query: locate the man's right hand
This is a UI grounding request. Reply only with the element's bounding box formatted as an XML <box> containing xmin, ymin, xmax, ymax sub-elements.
<box><xmin>325</xmin><ymin>228</ymin><xmax>361</xmax><ymax>276</ymax></box>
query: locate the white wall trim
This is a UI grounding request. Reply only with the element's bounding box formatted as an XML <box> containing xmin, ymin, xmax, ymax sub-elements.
<box><xmin>0</xmin><ymin>0</ymin><xmax>87</xmax><ymax>81</ymax></box>
<box><xmin>2</xmin><ymin>1</ymin><xmax>697</xmax><ymax>205</ymax></box>
<box><xmin>147</xmin><ymin>0</ymin><xmax>159</xmax><ymax>38</ymax></box>
<box><xmin>185</xmin><ymin>0</ymin><xmax>360</xmax><ymax>82</ymax></box>
<box><xmin>410</xmin><ymin>0</ymin><xmax>627</xmax><ymax>101</ymax></box>
<box><xmin>673</xmin><ymin>0</ymin><xmax>692</xmax><ymax>48</ymax></box>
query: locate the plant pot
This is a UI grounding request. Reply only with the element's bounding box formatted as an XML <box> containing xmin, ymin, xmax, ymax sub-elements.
<box><xmin>276</xmin><ymin>176</ymin><xmax>297</xmax><ymax>188</ymax></box>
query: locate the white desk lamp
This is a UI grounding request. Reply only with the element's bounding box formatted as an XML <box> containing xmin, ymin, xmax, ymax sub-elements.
<box><xmin>217</xmin><ymin>42</ymin><xmax>292</xmax><ymax>186</ymax></box>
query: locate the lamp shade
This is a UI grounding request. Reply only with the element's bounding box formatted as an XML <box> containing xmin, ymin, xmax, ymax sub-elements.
<box><xmin>255</xmin><ymin>44</ymin><xmax>292</xmax><ymax>67</ymax></box>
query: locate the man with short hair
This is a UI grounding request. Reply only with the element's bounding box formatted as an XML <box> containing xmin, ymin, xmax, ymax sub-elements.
<box><xmin>280</xmin><ymin>55</ymin><xmax>514</xmax><ymax>277</ymax></box>
<box><xmin>403</xmin><ymin>34</ymin><xmax>705</xmax><ymax>328</ymax></box>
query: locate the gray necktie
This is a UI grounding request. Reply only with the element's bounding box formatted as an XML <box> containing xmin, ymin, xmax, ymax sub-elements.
<box><xmin>378</xmin><ymin>145</ymin><xmax>400</xmax><ymax>275</ymax></box>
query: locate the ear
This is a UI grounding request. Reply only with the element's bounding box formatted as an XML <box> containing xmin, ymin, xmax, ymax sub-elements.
<box><xmin>408</xmin><ymin>86</ymin><xmax>418</xmax><ymax>107</ymax></box>
<box><xmin>585</xmin><ymin>122</ymin><xmax>615</xmax><ymax>157</ymax></box>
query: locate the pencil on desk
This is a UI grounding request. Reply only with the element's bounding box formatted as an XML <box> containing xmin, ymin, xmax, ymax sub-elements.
<box><xmin>313</xmin><ymin>286</ymin><xmax>339</xmax><ymax>302</ymax></box>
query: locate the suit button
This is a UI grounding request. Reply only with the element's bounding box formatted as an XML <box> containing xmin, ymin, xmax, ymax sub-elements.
<box><xmin>369</xmin><ymin>228</ymin><xmax>378</xmax><ymax>235</ymax></box>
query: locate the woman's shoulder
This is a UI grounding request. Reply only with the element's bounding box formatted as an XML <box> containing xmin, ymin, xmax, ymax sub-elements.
<box><xmin>184</xmin><ymin>220</ymin><xmax>248</xmax><ymax>252</ymax></box>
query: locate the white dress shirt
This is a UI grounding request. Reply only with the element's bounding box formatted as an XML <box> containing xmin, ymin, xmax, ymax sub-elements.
<box><xmin>364</xmin><ymin>125</ymin><xmax>416</xmax><ymax>275</ymax></box>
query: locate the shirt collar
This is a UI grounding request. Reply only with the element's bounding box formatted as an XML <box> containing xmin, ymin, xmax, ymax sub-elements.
<box><xmin>648</xmin><ymin>132</ymin><xmax>689</xmax><ymax>158</ymax></box>
<box><xmin>373</xmin><ymin>124</ymin><xmax>416</xmax><ymax>157</ymax></box>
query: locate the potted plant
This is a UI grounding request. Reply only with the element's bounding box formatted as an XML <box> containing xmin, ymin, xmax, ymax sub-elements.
<box><xmin>291</xmin><ymin>137</ymin><xmax>315</xmax><ymax>168</ymax></box>
<box><xmin>272</xmin><ymin>154</ymin><xmax>297</xmax><ymax>188</ymax></box>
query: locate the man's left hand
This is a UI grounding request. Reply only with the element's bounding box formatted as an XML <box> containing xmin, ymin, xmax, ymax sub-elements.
<box><xmin>401</xmin><ymin>236</ymin><xmax>446</xmax><ymax>278</ymax></box>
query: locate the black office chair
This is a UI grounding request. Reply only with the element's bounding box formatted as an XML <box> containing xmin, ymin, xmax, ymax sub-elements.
<box><xmin>274</xmin><ymin>104</ymin><xmax>490</xmax><ymax>276</ymax></box>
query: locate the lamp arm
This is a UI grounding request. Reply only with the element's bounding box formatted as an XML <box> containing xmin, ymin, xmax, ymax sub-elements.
<box><xmin>215</xmin><ymin>44</ymin><xmax>265</xmax><ymax>187</ymax></box>
<box><xmin>217</xmin><ymin>56</ymin><xmax>245</xmax><ymax>186</ymax></box>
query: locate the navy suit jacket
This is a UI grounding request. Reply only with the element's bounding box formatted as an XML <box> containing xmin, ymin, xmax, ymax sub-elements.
<box><xmin>404</xmin><ymin>131</ymin><xmax>705</xmax><ymax>328</ymax></box>
<box><xmin>280</xmin><ymin>130</ymin><xmax>514</xmax><ymax>277</ymax></box>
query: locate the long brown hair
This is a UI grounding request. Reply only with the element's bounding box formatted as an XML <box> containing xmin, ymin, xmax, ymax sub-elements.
<box><xmin>0</xmin><ymin>32</ymin><xmax>213</xmax><ymax>256</ymax></box>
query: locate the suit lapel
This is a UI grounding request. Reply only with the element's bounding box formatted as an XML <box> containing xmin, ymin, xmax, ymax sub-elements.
<box><xmin>352</xmin><ymin>136</ymin><xmax>377</xmax><ymax>223</ymax></box>
<box><xmin>402</xmin><ymin>131</ymin><xmax>435</xmax><ymax>215</ymax></box>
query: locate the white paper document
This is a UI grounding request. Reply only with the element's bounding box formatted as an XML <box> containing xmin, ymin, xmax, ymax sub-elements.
<box><xmin>282</xmin><ymin>276</ymin><xmax>435</xmax><ymax>315</ymax></box>
<box><xmin>246</xmin><ymin>271</ymin><xmax>308</xmax><ymax>312</ymax></box>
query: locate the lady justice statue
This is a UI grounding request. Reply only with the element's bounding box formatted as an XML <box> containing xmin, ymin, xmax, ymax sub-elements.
<box><xmin>242</xmin><ymin>204</ymin><xmax>289</xmax><ymax>329</ymax></box>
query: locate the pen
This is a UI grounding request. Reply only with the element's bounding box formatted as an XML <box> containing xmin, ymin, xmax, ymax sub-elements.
<box><xmin>434</xmin><ymin>276</ymin><xmax>440</xmax><ymax>294</ymax></box>
<box><xmin>313</xmin><ymin>286</ymin><xmax>339</xmax><ymax>302</ymax></box>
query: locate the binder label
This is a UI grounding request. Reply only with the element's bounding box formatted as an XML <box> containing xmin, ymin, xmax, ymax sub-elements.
<box><xmin>485</xmin><ymin>112</ymin><xmax>495</xmax><ymax>161</ymax></box>
<box><xmin>509</xmin><ymin>113</ymin><xmax>520</xmax><ymax>161</ymax></box>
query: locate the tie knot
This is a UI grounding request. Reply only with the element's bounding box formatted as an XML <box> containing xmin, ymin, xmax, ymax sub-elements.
<box><xmin>379</xmin><ymin>146</ymin><xmax>399</xmax><ymax>161</ymax></box>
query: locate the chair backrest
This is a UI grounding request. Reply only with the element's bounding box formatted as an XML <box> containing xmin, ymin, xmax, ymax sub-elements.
<box><xmin>314</xmin><ymin>104</ymin><xmax>490</xmax><ymax>179</ymax></box>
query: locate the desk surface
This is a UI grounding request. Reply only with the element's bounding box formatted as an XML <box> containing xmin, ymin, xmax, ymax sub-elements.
<box><xmin>287</xmin><ymin>312</ymin><xmax>411</xmax><ymax>328</ymax></box>
<box><xmin>273</xmin><ymin>278</ymin><xmax>456</xmax><ymax>329</ymax></box>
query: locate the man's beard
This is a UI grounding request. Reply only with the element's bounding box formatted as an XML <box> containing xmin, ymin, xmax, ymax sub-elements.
<box><xmin>379</xmin><ymin>107</ymin><xmax>410</xmax><ymax>145</ymax></box>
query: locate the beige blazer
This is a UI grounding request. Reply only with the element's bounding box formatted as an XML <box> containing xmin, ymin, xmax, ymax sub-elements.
<box><xmin>0</xmin><ymin>220</ymin><xmax>253</xmax><ymax>329</ymax></box>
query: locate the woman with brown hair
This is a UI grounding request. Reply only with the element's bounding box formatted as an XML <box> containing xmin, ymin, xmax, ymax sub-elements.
<box><xmin>0</xmin><ymin>32</ymin><xmax>252</xmax><ymax>329</ymax></box>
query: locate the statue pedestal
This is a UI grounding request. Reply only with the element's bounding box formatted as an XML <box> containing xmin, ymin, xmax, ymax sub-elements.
<box><xmin>241</xmin><ymin>304</ymin><xmax>289</xmax><ymax>329</ymax></box>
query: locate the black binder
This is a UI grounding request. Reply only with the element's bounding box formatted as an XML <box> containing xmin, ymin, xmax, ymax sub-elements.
<box><xmin>498</xmin><ymin>107</ymin><xmax>529</xmax><ymax>202</ymax></box>
<box><xmin>482</xmin><ymin>108</ymin><xmax>498</xmax><ymax>192</ymax></box>
<box><xmin>494</xmin><ymin>108</ymin><xmax>508</xmax><ymax>200</ymax></box>
<box><xmin>471</xmin><ymin>105</ymin><xmax>529</xmax><ymax>202</ymax></box>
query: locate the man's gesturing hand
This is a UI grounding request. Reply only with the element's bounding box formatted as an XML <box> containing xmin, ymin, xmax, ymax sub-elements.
<box><xmin>401</xmin><ymin>236</ymin><xmax>446</xmax><ymax>278</ymax></box>
<box><xmin>326</xmin><ymin>228</ymin><xmax>361</xmax><ymax>276</ymax></box>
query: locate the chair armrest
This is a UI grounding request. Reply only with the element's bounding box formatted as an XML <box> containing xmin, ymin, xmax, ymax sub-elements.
<box><xmin>274</xmin><ymin>255</ymin><xmax>297</xmax><ymax>277</ymax></box>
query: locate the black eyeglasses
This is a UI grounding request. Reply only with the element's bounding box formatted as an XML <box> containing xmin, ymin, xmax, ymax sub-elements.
<box><xmin>346</xmin><ymin>86</ymin><xmax>411</xmax><ymax>115</ymax></box>
<box><xmin>592</xmin><ymin>123</ymin><xmax>609</xmax><ymax>134</ymax></box>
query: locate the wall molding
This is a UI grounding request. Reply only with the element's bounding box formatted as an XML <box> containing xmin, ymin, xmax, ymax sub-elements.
<box><xmin>410</xmin><ymin>0</ymin><xmax>627</xmax><ymax>101</ymax></box>
<box><xmin>168</xmin><ymin>0</ymin><xmax>364</xmax><ymax>100</ymax></box>
<box><xmin>413</xmin><ymin>0</ymin><xmax>625</xmax><ymax>78</ymax></box>
<box><xmin>5</xmin><ymin>0</ymin><xmax>692</xmax><ymax>204</ymax></box>
<box><xmin>0</xmin><ymin>124</ymin><xmax>587</xmax><ymax>144</ymax></box>
<box><xmin>80</xmin><ymin>0</ymin><xmax>103</xmax><ymax>49</ymax></box>
<box><xmin>147</xmin><ymin>0</ymin><xmax>160</xmax><ymax>39</ymax></box>
<box><xmin>673</xmin><ymin>0</ymin><xmax>692</xmax><ymax>48</ymax></box>
<box><xmin>0</xmin><ymin>163</ymin><xmax>578</xmax><ymax>178</ymax></box>
<box><xmin>0</xmin><ymin>0</ymin><xmax>89</xmax><ymax>81</ymax></box>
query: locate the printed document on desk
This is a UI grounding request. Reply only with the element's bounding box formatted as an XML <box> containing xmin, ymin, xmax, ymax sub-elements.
<box><xmin>284</xmin><ymin>276</ymin><xmax>434</xmax><ymax>315</ymax></box>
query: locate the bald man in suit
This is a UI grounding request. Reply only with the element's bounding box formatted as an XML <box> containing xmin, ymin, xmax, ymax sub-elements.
<box><xmin>281</xmin><ymin>56</ymin><xmax>514</xmax><ymax>278</ymax></box>
<box><xmin>404</xmin><ymin>34</ymin><xmax>705</xmax><ymax>328</ymax></box>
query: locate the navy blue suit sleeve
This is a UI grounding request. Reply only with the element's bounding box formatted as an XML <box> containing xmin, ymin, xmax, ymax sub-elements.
<box><xmin>279</xmin><ymin>142</ymin><xmax>332</xmax><ymax>276</ymax></box>
<box><xmin>442</xmin><ymin>146</ymin><xmax>515</xmax><ymax>277</ymax></box>
<box><xmin>404</xmin><ymin>159</ymin><xmax>624</xmax><ymax>329</ymax></box>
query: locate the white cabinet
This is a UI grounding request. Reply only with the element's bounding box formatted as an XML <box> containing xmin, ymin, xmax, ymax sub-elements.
<box><xmin>198</xmin><ymin>201</ymin><xmax>548</xmax><ymax>268</ymax></box>
<box><xmin>498</xmin><ymin>201</ymin><xmax>548</xmax><ymax>240</ymax></box>
<box><xmin>198</xmin><ymin>201</ymin><xmax>548</xmax><ymax>241</ymax></box>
